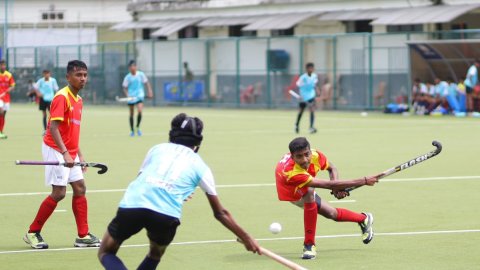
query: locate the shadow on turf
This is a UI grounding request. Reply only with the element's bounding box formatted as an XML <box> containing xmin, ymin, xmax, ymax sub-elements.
<box><xmin>224</xmin><ymin>248</ymin><xmax>359</xmax><ymax>262</ymax></box>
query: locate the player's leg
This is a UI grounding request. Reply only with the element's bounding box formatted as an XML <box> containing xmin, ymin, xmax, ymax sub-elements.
<box><xmin>98</xmin><ymin>232</ymin><xmax>127</xmax><ymax>270</ymax></box>
<box><xmin>24</xmin><ymin>185</ymin><xmax>66</xmax><ymax>249</ymax></box>
<box><xmin>99</xmin><ymin>208</ymin><xmax>150</xmax><ymax>269</ymax></box>
<box><xmin>136</xmin><ymin>101</ymin><xmax>144</xmax><ymax>136</ymax></box>
<box><xmin>301</xmin><ymin>188</ymin><xmax>317</xmax><ymax>259</ymax></box>
<box><xmin>295</xmin><ymin>102</ymin><xmax>306</xmax><ymax>133</ymax></box>
<box><xmin>141</xmin><ymin>210</ymin><xmax>180</xmax><ymax>269</ymax></box>
<box><xmin>0</xmin><ymin>102</ymin><xmax>7</xmax><ymax>138</ymax></box>
<box><xmin>308</xmin><ymin>100</ymin><xmax>317</xmax><ymax>134</ymax></box>
<box><xmin>70</xmin><ymin>165</ymin><xmax>101</xmax><ymax>247</ymax></box>
<box><xmin>24</xmin><ymin>144</ymin><xmax>71</xmax><ymax>249</ymax></box>
<box><xmin>316</xmin><ymin>197</ymin><xmax>374</xmax><ymax>244</ymax></box>
<box><xmin>128</xmin><ymin>104</ymin><xmax>135</xmax><ymax>136</ymax></box>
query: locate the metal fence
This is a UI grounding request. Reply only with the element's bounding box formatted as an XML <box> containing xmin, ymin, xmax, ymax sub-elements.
<box><xmin>6</xmin><ymin>29</ymin><xmax>480</xmax><ymax>110</ymax></box>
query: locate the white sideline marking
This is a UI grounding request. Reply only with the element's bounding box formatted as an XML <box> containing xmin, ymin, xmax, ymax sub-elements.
<box><xmin>0</xmin><ymin>175</ymin><xmax>479</xmax><ymax>198</ymax></box>
<box><xmin>53</xmin><ymin>209</ymin><xmax>66</xmax><ymax>213</ymax></box>
<box><xmin>328</xmin><ymin>200</ymin><xmax>356</xmax><ymax>203</ymax></box>
<box><xmin>1</xmin><ymin>229</ymin><xmax>479</xmax><ymax>255</ymax></box>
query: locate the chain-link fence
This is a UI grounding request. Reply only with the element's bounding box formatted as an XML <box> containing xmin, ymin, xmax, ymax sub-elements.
<box><xmin>6</xmin><ymin>30</ymin><xmax>480</xmax><ymax>109</ymax></box>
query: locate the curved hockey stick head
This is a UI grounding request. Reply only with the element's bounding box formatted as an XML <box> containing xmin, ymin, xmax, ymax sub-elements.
<box><xmin>431</xmin><ymin>140</ymin><xmax>442</xmax><ymax>155</ymax></box>
<box><xmin>91</xmin><ymin>163</ymin><xmax>108</xmax><ymax>174</ymax></box>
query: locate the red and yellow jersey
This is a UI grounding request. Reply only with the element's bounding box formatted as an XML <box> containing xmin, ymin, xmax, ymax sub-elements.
<box><xmin>275</xmin><ymin>149</ymin><xmax>329</xmax><ymax>201</ymax></box>
<box><xmin>43</xmin><ymin>86</ymin><xmax>83</xmax><ymax>158</ymax></box>
<box><xmin>0</xmin><ymin>71</ymin><xmax>15</xmax><ymax>102</ymax></box>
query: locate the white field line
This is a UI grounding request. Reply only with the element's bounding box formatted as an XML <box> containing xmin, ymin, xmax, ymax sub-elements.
<box><xmin>0</xmin><ymin>175</ymin><xmax>479</xmax><ymax>198</ymax></box>
<box><xmin>1</xmin><ymin>229</ymin><xmax>479</xmax><ymax>255</ymax></box>
<box><xmin>53</xmin><ymin>209</ymin><xmax>67</xmax><ymax>213</ymax></box>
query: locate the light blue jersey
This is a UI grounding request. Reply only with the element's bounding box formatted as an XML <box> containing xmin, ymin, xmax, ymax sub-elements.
<box><xmin>464</xmin><ymin>65</ymin><xmax>478</xmax><ymax>88</ymax></box>
<box><xmin>434</xmin><ymin>81</ymin><xmax>449</xmax><ymax>97</ymax></box>
<box><xmin>296</xmin><ymin>73</ymin><xmax>318</xmax><ymax>101</ymax></box>
<box><xmin>36</xmin><ymin>77</ymin><xmax>59</xmax><ymax>102</ymax></box>
<box><xmin>119</xmin><ymin>143</ymin><xmax>217</xmax><ymax>219</ymax></box>
<box><xmin>122</xmin><ymin>71</ymin><xmax>148</xmax><ymax>103</ymax></box>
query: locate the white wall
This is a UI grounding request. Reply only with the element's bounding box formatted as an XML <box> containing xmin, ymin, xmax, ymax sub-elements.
<box><xmin>9</xmin><ymin>28</ymin><xmax>97</xmax><ymax>47</ymax></box>
<box><xmin>2</xmin><ymin>0</ymin><xmax>130</xmax><ymax>24</ymax></box>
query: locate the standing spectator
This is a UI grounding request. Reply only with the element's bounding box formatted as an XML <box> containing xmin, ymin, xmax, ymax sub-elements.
<box><xmin>464</xmin><ymin>59</ymin><xmax>479</xmax><ymax>113</ymax></box>
<box><xmin>0</xmin><ymin>59</ymin><xmax>16</xmax><ymax>139</ymax></box>
<box><xmin>26</xmin><ymin>80</ymin><xmax>38</xmax><ymax>103</ymax></box>
<box><xmin>35</xmin><ymin>70</ymin><xmax>59</xmax><ymax>132</ymax></box>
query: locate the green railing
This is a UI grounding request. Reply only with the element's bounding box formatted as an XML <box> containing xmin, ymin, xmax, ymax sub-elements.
<box><xmin>5</xmin><ymin>29</ymin><xmax>480</xmax><ymax>109</ymax></box>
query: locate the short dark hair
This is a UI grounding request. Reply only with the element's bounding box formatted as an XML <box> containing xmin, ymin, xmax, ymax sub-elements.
<box><xmin>0</xmin><ymin>60</ymin><xmax>5</xmax><ymax>65</ymax></box>
<box><xmin>289</xmin><ymin>137</ymin><xmax>310</xmax><ymax>153</ymax></box>
<box><xmin>128</xmin><ymin>60</ymin><xmax>136</xmax><ymax>67</ymax></box>
<box><xmin>67</xmin><ymin>60</ymin><xmax>87</xmax><ymax>73</ymax></box>
<box><xmin>306</xmin><ymin>62</ymin><xmax>314</xmax><ymax>68</ymax></box>
<box><xmin>43</xmin><ymin>69</ymin><xmax>50</xmax><ymax>74</ymax></box>
<box><xmin>169</xmin><ymin>113</ymin><xmax>204</xmax><ymax>148</ymax></box>
<box><xmin>414</xmin><ymin>78</ymin><xmax>421</xmax><ymax>83</ymax></box>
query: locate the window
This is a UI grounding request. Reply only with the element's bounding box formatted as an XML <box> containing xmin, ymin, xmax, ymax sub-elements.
<box><xmin>387</xmin><ymin>24</ymin><xmax>423</xmax><ymax>33</ymax></box>
<box><xmin>346</xmin><ymin>20</ymin><xmax>372</xmax><ymax>33</ymax></box>
<box><xmin>229</xmin><ymin>25</ymin><xmax>257</xmax><ymax>37</ymax></box>
<box><xmin>49</xmin><ymin>13</ymin><xmax>56</xmax><ymax>20</ymax></box>
<box><xmin>57</xmin><ymin>13</ymin><xmax>64</xmax><ymax>20</ymax></box>
<box><xmin>142</xmin><ymin>28</ymin><xmax>151</xmax><ymax>40</ymax></box>
<box><xmin>40</xmin><ymin>10</ymin><xmax>64</xmax><ymax>21</ymax></box>
<box><xmin>42</xmin><ymin>13</ymin><xmax>48</xmax><ymax>20</ymax></box>
<box><xmin>271</xmin><ymin>27</ymin><xmax>294</xmax><ymax>37</ymax></box>
<box><xmin>178</xmin><ymin>26</ymin><xmax>198</xmax><ymax>39</ymax></box>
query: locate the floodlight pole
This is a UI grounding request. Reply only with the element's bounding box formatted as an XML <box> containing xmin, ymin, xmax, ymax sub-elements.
<box><xmin>3</xmin><ymin>0</ymin><xmax>8</xmax><ymax>61</ymax></box>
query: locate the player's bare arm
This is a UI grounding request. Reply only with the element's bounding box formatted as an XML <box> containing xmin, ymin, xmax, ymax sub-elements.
<box><xmin>145</xmin><ymin>81</ymin><xmax>153</xmax><ymax>98</ymax></box>
<box><xmin>327</xmin><ymin>162</ymin><xmax>349</xmax><ymax>199</ymax></box>
<box><xmin>307</xmin><ymin>175</ymin><xmax>378</xmax><ymax>190</ymax></box>
<box><xmin>49</xmin><ymin>120</ymin><xmax>74</xmax><ymax>167</ymax></box>
<box><xmin>205</xmin><ymin>193</ymin><xmax>261</xmax><ymax>255</ymax></box>
<box><xmin>123</xmin><ymin>87</ymin><xmax>129</xmax><ymax>97</ymax></box>
<box><xmin>78</xmin><ymin>148</ymin><xmax>87</xmax><ymax>173</ymax></box>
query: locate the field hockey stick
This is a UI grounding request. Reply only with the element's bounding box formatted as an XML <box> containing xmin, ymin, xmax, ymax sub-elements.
<box><xmin>15</xmin><ymin>160</ymin><xmax>108</xmax><ymax>174</ymax></box>
<box><xmin>288</xmin><ymin>90</ymin><xmax>301</xmax><ymax>99</ymax></box>
<box><xmin>342</xmin><ymin>140</ymin><xmax>442</xmax><ymax>193</ymax></box>
<box><xmin>115</xmin><ymin>96</ymin><xmax>137</xmax><ymax>103</ymax></box>
<box><xmin>237</xmin><ymin>239</ymin><xmax>307</xmax><ymax>270</ymax></box>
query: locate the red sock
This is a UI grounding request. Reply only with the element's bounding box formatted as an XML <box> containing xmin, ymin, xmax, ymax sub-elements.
<box><xmin>304</xmin><ymin>202</ymin><xmax>318</xmax><ymax>245</ymax></box>
<box><xmin>0</xmin><ymin>114</ymin><xmax>5</xmax><ymax>132</ymax></box>
<box><xmin>72</xmin><ymin>195</ymin><xmax>89</xmax><ymax>237</ymax></box>
<box><xmin>336</xmin><ymin>208</ymin><xmax>366</xmax><ymax>223</ymax></box>
<box><xmin>29</xmin><ymin>196</ymin><xmax>58</xmax><ymax>233</ymax></box>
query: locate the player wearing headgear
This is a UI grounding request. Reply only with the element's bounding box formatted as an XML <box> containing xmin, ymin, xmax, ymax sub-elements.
<box><xmin>122</xmin><ymin>60</ymin><xmax>153</xmax><ymax>137</ymax></box>
<box><xmin>275</xmin><ymin>137</ymin><xmax>379</xmax><ymax>259</ymax></box>
<box><xmin>295</xmin><ymin>63</ymin><xmax>319</xmax><ymax>134</ymax></box>
<box><xmin>98</xmin><ymin>113</ymin><xmax>261</xmax><ymax>270</ymax></box>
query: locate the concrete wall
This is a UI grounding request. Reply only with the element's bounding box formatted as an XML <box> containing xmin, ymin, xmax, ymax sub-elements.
<box><xmin>4</xmin><ymin>0</ymin><xmax>130</xmax><ymax>24</ymax></box>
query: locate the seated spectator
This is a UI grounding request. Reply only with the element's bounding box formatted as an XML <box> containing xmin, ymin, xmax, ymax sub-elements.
<box><xmin>318</xmin><ymin>78</ymin><xmax>333</xmax><ymax>110</ymax></box>
<box><xmin>427</xmin><ymin>78</ymin><xmax>449</xmax><ymax>114</ymax></box>
<box><xmin>412</xmin><ymin>78</ymin><xmax>429</xmax><ymax>114</ymax></box>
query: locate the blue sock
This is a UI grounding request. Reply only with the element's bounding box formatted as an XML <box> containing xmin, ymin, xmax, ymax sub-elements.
<box><xmin>137</xmin><ymin>256</ymin><xmax>160</xmax><ymax>270</ymax></box>
<box><xmin>101</xmin><ymin>254</ymin><xmax>128</xmax><ymax>270</ymax></box>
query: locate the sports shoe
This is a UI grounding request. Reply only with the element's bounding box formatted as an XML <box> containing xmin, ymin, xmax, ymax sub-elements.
<box><xmin>309</xmin><ymin>127</ymin><xmax>317</xmax><ymax>134</ymax></box>
<box><xmin>359</xmin><ymin>212</ymin><xmax>374</xmax><ymax>244</ymax></box>
<box><xmin>74</xmin><ymin>233</ymin><xmax>101</xmax><ymax>247</ymax></box>
<box><xmin>129</xmin><ymin>131</ymin><xmax>135</xmax><ymax>137</ymax></box>
<box><xmin>137</xmin><ymin>129</ymin><xmax>142</xmax><ymax>136</ymax></box>
<box><xmin>23</xmin><ymin>232</ymin><xmax>49</xmax><ymax>249</ymax></box>
<box><xmin>302</xmin><ymin>244</ymin><xmax>317</xmax><ymax>260</ymax></box>
<box><xmin>0</xmin><ymin>132</ymin><xmax>7</xmax><ymax>139</ymax></box>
